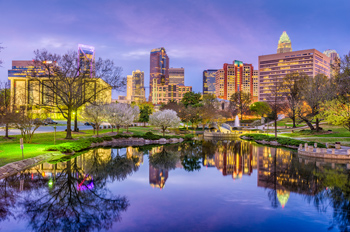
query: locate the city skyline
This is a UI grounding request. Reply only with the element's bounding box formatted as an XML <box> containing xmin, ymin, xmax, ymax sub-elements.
<box><xmin>0</xmin><ymin>0</ymin><xmax>349</xmax><ymax>98</ymax></box>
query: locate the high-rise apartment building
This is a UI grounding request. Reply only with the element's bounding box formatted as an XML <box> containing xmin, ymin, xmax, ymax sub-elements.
<box><xmin>126</xmin><ymin>70</ymin><xmax>145</xmax><ymax>103</ymax></box>
<box><xmin>252</xmin><ymin>70</ymin><xmax>259</xmax><ymax>102</ymax></box>
<box><xmin>169</xmin><ymin>68</ymin><xmax>184</xmax><ymax>86</ymax></box>
<box><xmin>323</xmin><ymin>49</ymin><xmax>340</xmax><ymax>77</ymax></box>
<box><xmin>215</xmin><ymin>60</ymin><xmax>255</xmax><ymax>100</ymax></box>
<box><xmin>215</xmin><ymin>69</ymin><xmax>225</xmax><ymax>99</ymax></box>
<box><xmin>149</xmin><ymin>47</ymin><xmax>169</xmax><ymax>102</ymax></box>
<box><xmin>277</xmin><ymin>31</ymin><xmax>292</xmax><ymax>54</ymax></box>
<box><xmin>203</xmin><ymin>69</ymin><xmax>217</xmax><ymax>95</ymax></box>
<box><xmin>78</xmin><ymin>44</ymin><xmax>95</xmax><ymax>78</ymax></box>
<box><xmin>259</xmin><ymin>49</ymin><xmax>330</xmax><ymax>102</ymax></box>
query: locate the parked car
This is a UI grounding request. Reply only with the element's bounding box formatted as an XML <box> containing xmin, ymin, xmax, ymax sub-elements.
<box><xmin>43</xmin><ymin>118</ymin><xmax>58</xmax><ymax>124</ymax></box>
<box><xmin>34</xmin><ymin>118</ymin><xmax>48</xmax><ymax>126</ymax></box>
<box><xmin>84</xmin><ymin>122</ymin><xmax>95</xmax><ymax>126</ymax></box>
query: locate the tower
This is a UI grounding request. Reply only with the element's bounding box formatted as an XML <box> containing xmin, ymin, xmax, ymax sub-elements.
<box><xmin>149</xmin><ymin>47</ymin><xmax>169</xmax><ymax>102</ymax></box>
<box><xmin>277</xmin><ymin>31</ymin><xmax>292</xmax><ymax>54</ymax></box>
<box><xmin>78</xmin><ymin>44</ymin><xmax>95</xmax><ymax>78</ymax></box>
<box><xmin>323</xmin><ymin>49</ymin><xmax>340</xmax><ymax>77</ymax></box>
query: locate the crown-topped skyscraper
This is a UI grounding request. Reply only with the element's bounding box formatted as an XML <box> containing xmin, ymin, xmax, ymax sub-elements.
<box><xmin>277</xmin><ymin>31</ymin><xmax>292</xmax><ymax>53</ymax></box>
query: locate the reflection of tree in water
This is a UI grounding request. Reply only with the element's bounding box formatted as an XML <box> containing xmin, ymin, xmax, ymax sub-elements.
<box><xmin>13</xmin><ymin>148</ymin><xmax>141</xmax><ymax>232</ymax></box>
<box><xmin>0</xmin><ymin>178</ymin><xmax>16</xmax><ymax>222</ymax></box>
<box><xmin>309</xmin><ymin>167</ymin><xmax>350</xmax><ymax>232</ymax></box>
<box><xmin>179</xmin><ymin>142</ymin><xmax>202</xmax><ymax>172</ymax></box>
<box><xmin>149</xmin><ymin>146</ymin><xmax>180</xmax><ymax>171</ymax></box>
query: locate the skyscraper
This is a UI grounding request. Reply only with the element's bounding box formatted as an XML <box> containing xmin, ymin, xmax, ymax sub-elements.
<box><xmin>78</xmin><ymin>44</ymin><xmax>95</xmax><ymax>78</ymax></box>
<box><xmin>323</xmin><ymin>49</ymin><xmax>341</xmax><ymax>77</ymax></box>
<box><xmin>215</xmin><ymin>60</ymin><xmax>255</xmax><ymax>100</ymax></box>
<box><xmin>277</xmin><ymin>31</ymin><xmax>292</xmax><ymax>54</ymax></box>
<box><xmin>259</xmin><ymin>49</ymin><xmax>330</xmax><ymax>102</ymax></box>
<box><xmin>169</xmin><ymin>68</ymin><xmax>184</xmax><ymax>85</ymax></box>
<box><xmin>126</xmin><ymin>70</ymin><xmax>145</xmax><ymax>103</ymax></box>
<box><xmin>149</xmin><ymin>47</ymin><xmax>169</xmax><ymax>102</ymax></box>
<box><xmin>203</xmin><ymin>69</ymin><xmax>218</xmax><ymax>95</ymax></box>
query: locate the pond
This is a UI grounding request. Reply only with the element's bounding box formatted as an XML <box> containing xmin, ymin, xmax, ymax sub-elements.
<box><xmin>0</xmin><ymin>139</ymin><xmax>349</xmax><ymax>232</ymax></box>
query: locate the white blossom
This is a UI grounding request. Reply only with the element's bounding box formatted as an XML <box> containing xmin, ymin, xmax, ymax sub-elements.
<box><xmin>149</xmin><ymin>110</ymin><xmax>181</xmax><ymax>136</ymax></box>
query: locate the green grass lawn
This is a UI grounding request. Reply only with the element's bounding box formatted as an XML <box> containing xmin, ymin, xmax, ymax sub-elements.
<box><xmin>0</xmin><ymin>126</ymin><xmax>174</xmax><ymax>167</ymax></box>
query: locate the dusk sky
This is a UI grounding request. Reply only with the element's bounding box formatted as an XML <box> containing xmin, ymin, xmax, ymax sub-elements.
<box><xmin>1</xmin><ymin>0</ymin><xmax>349</xmax><ymax>98</ymax></box>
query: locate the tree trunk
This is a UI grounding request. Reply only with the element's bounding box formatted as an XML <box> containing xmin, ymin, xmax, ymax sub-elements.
<box><xmin>96</xmin><ymin>124</ymin><xmax>99</xmax><ymax>136</ymax></box>
<box><xmin>292</xmin><ymin>109</ymin><xmax>296</xmax><ymax>128</ymax></box>
<box><xmin>5</xmin><ymin>123</ymin><xmax>9</xmax><ymax>138</ymax></box>
<box><xmin>274</xmin><ymin>118</ymin><xmax>277</xmax><ymax>138</ymax></box>
<box><xmin>117</xmin><ymin>126</ymin><xmax>120</xmax><ymax>134</ymax></box>
<box><xmin>74</xmin><ymin>111</ymin><xmax>78</xmax><ymax>132</ymax></box>
<box><xmin>300</xmin><ymin>116</ymin><xmax>315</xmax><ymax>130</ymax></box>
<box><xmin>111</xmin><ymin>125</ymin><xmax>113</xmax><ymax>132</ymax></box>
<box><xmin>144</xmin><ymin>122</ymin><xmax>146</xmax><ymax>127</ymax></box>
<box><xmin>316</xmin><ymin>118</ymin><xmax>320</xmax><ymax>132</ymax></box>
<box><xmin>162</xmin><ymin>127</ymin><xmax>165</xmax><ymax>136</ymax></box>
<box><xmin>66</xmin><ymin>111</ymin><xmax>72</xmax><ymax>139</ymax></box>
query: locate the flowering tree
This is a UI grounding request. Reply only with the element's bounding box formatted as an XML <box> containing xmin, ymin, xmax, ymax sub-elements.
<box><xmin>82</xmin><ymin>103</ymin><xmax>106</xmax><ymax>136</ymax></box>
<box><xmin>149</xmin><ymin>110</ymin><xmax>181</xmax><ymax>136</ymax></box>
<box><xmin>104</xmin><ymin>103</ymin><xmax>139</xmax><ymax>134</ymax></box>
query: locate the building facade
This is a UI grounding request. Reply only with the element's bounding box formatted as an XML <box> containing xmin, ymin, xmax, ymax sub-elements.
<box><xmin>149</xmin><ymin>47</ymin><xmax>169</xmax><ymax>102</ymax></box>
<box><xmin>126</xmin><ymin>70</ymin><xmax>145</xmax><ymax>103</ymax></box>
<box><xmin>252</xmin><ymin>70</ymin><xmax>259</xmax><ymax>102</ymax></box>
<box><xmin>215</xmin><ymin>60</ymin><xmax>256</xmax><ymax>101</ymax></box>
<box><xmin>323</xmin><ymin>49</ymin><xmax>340</xmax><ymax>77</ymax></box>
<box><xmin>8</xmin><ymin>60</ymin><xmax>111</xmax><ymax>116</ymax></box>
<box><xmin>151</xmin><ymin>81</ymin><xmax>192</xmax><ymax>103</ymax></box>
<box><xmin>277</xmin><ymin>31</ymin><xmax>292</xmax><ymax>54</ymax></box>
<box><xmin>259</xmin><ymin>49</ymin><xmax>331</xmax><ymax>102</ymax></box>
<box><xmin>169</xmin><ymin>68</ymin><xmax>184</xmax><ymax>86</ymax></box>
<box><xmin>203</xmin><ymin>69</ymin><xmax>218</xmax><ymax>95</ymax></box>
<box><xmin>78</xmin><ymin>44</ymin><xmax>95</xmax><ymax>78</ymax></box>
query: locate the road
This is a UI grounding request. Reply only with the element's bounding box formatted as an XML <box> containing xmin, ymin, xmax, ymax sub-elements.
<box><xmin>0</xmin><ymin>121</ymin><xmax>95</xmax><ymax>136</ymax></box>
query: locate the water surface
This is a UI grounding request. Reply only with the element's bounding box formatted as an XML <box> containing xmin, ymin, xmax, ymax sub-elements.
<box><xmin>0</xmin><ymin>140</ymin><xmax>349</xmax><ymax>232</ymax></box>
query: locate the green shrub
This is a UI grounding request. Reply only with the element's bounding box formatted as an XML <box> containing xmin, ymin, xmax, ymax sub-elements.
<box><xmin>102</xmin><ymin>136</ymin><xmax>113</xmax><ymax>141</ymax></box>
<box><xmin>184</xmin><ymin>134</ymin><xmax>194</xmax><ymax>141</ymax></box>
<box><xmin>145</xmin><ymin>132</ymin><xmax>154</xmax><ymax>136</ymax></box>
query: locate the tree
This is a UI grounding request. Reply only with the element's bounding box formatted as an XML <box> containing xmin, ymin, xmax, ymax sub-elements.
<box><xmin>321</xmin><ymin>99</ymin><xmax>350</xmax><ymax>131</ymax></box>
<box><xmin>181</xmin><ymin>91</ymin><xmax>201</xmax><ymax>107</ymax></box>
<box><xmin>187</xmin><ymin>106</ymin><xmax>201</xmax><ymax>130</ymax></box>
<box><xmin>177</xmin><ymin>103</ymin><xmax>191</xmax><ymax>129</ymax></box>
<box><xmin>138</xmin><ymin>102</ymin><xmax>154</xmax><ymax>127</ymax></box>
<box><xmin>32</xmin><ymin>50</ymin><xmax>125</xmax><ymax>139</ymax></box>
<box><xmin>249</xmin><ymin>101</ymin><xmax>271</xmax><ymax>118</ymax></box>
<box><xmin>202</xmin><ymin>93</ymin><xmax>219</xmax><ymax>108</ymax></box>
<box><xmin>105</xmin><ymin>103</ymin><xmax>138</xmax><ymax>134</ymax></box>
<box><xmin>199</xmin><ymin>104</ymin><xmax>218</xmax><ymax>129</ymax></box>
<box><xmin>13</xmin><ymin>107</ymin><xmax>48</xmax><ymax>143</ymax></box>
<box><xmin>229</xmin><ymin>91</ymin><xmax>252</xmax><ymax>120</ymax></box>
<box><xmin>149</xmin><ymin>110</ymin><xmax>181</xmax><ymax>136</ymax></box>
<box><xmin>299</xmin><ymin>74</ymin><xmax>335</xmax><ymax>131</ymax></box>
<box><xmin>82</xmin><ymin>103</ymin><xmax>106</xmax><ymax>136</ymax></box>
<box><xmin>0</xmin><ymin>82</ymin><xmax>14</xmax><ymax>138</ymax></box>
<box><xmin>267</xmin><ymin>77</ymin><xmax>287</xmax><ymax>137</ymax></box>
<box><xmin>282</xmin><ymin>72</ymin><xmax>305</xmax><ymax>128</ymax></box>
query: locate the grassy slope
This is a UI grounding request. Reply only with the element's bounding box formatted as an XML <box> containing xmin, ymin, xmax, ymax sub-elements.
<box><xmin>0</xmin><ymin>126</ymin><xmax>163</xmax><ymax>167</ymax></box>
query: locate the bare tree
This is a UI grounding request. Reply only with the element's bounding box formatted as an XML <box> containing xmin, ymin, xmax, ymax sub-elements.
<box><xmin>13</xmin><ymin>107</ymin><xmax>48</xmax><ymax>143</ymax></box>
<box><xmin>299</xmin><ymin>74</ymin><xmax>335</xmax><ymax>132</ymax></box>
<box><xmin>82</xmin><ymin>103</ymin><xmax>107</xmax><ymax>136</ymax></box>
<box><xmin>282</xmin><ymin>72</ymin><xmax>306</xmax><ymax>128</ymax></box>
<box><xmin>32</xmin><ymin>50</ymin><xmax>125</xmax><ymax>139</ymax></box>
<box><xmin>268</xmin><ymin>77</ymin><xmax>287</xmax><ymax>137</ymax></box>
<box><xmin>0</xmin><ymin>44</ymin><xmax>3</xmax><ymax>67</ymax></box>
<box><xmin>0</xmin><ymin>81</ymin><xmax>14</xmax><ymax>138</ymax></box>
<box><xmin>105</xmin><ymin>103</ymin><xmax>138</xmax><ymax>134</ymax></box>
<box><xmin>229</xmin><ymin>91</ymin><xmax>252</xmax><ymax>120</ymax></box>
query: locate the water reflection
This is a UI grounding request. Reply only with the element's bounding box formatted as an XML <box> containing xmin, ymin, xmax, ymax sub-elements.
<box><xmin>1</xmin><ymin>141</ymin><xmax>350</xmax><ymax>231</ymax></box>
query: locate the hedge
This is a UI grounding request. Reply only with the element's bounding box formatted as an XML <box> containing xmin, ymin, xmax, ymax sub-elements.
<box><xmin>241</xmin><ymin>134</ymin><xmax>326</xmax><ymax>148</ymax></box>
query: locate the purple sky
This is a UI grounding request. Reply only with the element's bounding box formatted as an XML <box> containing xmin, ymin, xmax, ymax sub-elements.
<box><xmin>1</xmin><ymin>0</ymin><xmax>349</xmax><ymax>98</ymax></box>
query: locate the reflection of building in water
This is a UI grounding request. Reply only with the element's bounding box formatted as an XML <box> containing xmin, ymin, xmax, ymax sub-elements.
<box><xmin>257</xmin><ymin>146</ymin><xmax>319</xmax><ymax>208</ymax></box>
<box><xmin>209</xmin><ymin>141</ymin><xmax>255</xmax><ymax>180</ymax></box>
<box><xmin>23</xmin><ymin>148</ymin><xmax>113</xmax><ymax>178</ymax></box>
<box><xmin>126</xmin><ymin>146</ymin><xmax>144</xmax><ymax>166</ymax></box>
<box><xmin>149</xmin><ymin>166</ymin><xmax>168</xmax><ymax>189</ymax></box>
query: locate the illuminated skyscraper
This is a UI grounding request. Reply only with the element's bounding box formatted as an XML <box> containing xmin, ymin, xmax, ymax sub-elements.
<box><xmin>203</xmin><ymin>69</ymin><xmax>218</xmax><ymax>95</ymax></box>
<box><xmin>323</xmin><ymin>49</ymin><xmax>341</xmax><ymax>77</ymax></box>
<box><xmin>169</xmin><ymin>68</ymin><xmax>184</xmax><ymax>86</ymax></box>
<box><xmin>215</xmin><ymin>60</ymin><xmax>255</xmax><ymax>100</ymax></box>
<box><xmin>277</xmin><ymin>31</ymin><xmax>292</xmax><ymax>54</ymax></box>
<box><xmin>78</xmin><ymin>44</ymin><xmax>95</xmax><ymax>78</ymax></box>
<box><xmin>126</xmin><ymin>70</ymin><xmax>145</xmax><ymax>103</ymax></box>
<box><xmin>150</xmin><ymin>47</ymin><xmax>169</xmax><ymax>102</ymax></box>
<box><xmin>252</xmin><ymin>70</ymin><xmax>259</xmax><ymax>102</ymax></box>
